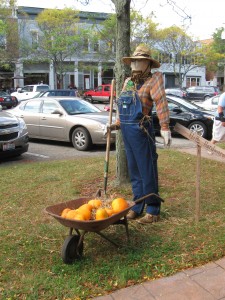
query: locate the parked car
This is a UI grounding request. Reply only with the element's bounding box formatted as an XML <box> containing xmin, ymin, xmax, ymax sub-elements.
<box><xmin>0</xmin><ymin>105</ymin><xmax>29</xmax><ymax>158</ymax></box>
<box><xmin>104</xmin><ymin>95</ymin><xmax>214</xmax><ymax>139</ymax></box>
<box><xmin>165</xmin><ymin>88</ymin><xmax>187</xmax><ymax>98</ymax></box>
<box><xmin>0</xmin><ymin>91</ymin><xmax>18</xmax><ymax>109</ymax></box>
<box><xmin>11</xmin><ymin>84</ymin><xmax>50</xmax><ymax>102</ymax></box>
<box><xmin>193</xmin><ymin>95</ymin><xmax>219</xmax><ymax>111</ymax></box>
<box><xmin>185</xmin><ymin>86</ymin><xmax>220</xmax><ymax>101</ymax></box>
<box><xmin>35</xmin><ymin>89</ymin><xmax>79</xmax><ymax>98</ymax></box>
<box><xmin>10</xmin><ymin>97</ymin><xmax>116</xmax><ymax>151</ymax></box>
<box><xmin>153</xmin><ymin>96</ymin><xmax>215</xmax><ymax>138</ymax></box>
<box><xmin>83</xmin><ymin>84</ymin><xmax>115</xmax><ymax>103</ymax></box>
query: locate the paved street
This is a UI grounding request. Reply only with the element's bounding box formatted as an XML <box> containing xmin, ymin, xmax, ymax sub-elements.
<box><xmin>0</xmin><ymin>136</ymin><xmax>196</xmax><ymax>166</ymax></box>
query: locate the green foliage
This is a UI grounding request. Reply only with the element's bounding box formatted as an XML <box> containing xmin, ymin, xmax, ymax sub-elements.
<box><xmin>34</xmin><ymin>8</ymin><xmax>82</xmax><ymax>87</ymax></box>
<box><xmin>87</xmin><ymin>13</ymin><xmax>116</xmax><ymax>62</ymax></box>
<box><xmin>0</xmin><ymin>0</ymin><xmax>19</xmax><ymax>67</ymax></box>
<box><xmin>212</xmin><ymin>27</ymin><xmax>225</xmax><ymax>53</ymax></box>
<box><xmin>130</xmin><ymin>10</ymin><xmax>159</xmax><ymax>50</ymax></box>
<box><xmin>0</xmin><ymin>151</ymin><xmax>224</xmax><ymax>299</ymax></box>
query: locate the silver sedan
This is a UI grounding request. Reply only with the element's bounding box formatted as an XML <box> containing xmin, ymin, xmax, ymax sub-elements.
<box><xmin>10</xmin><ymin>97</ymin><xmax>115</xmax><ymax>151</ymax></box>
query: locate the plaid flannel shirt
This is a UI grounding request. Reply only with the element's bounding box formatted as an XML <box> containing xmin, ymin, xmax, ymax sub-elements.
<box><xmin>123</xmin><ymin>72</ymin><xmax>170</xmax><ymax>130</ymax></box>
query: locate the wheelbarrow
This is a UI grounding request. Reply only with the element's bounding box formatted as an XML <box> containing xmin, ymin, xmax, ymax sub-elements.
<box><xmin>44</xmin><ymin>193</ymin><xmax>164</xmax><ymax>264</ymax></box>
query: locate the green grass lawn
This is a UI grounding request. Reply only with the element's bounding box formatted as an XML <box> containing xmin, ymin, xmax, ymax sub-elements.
<box><xmin>1</xmin><ymin>149</ymin><xmax>225</xmax><ymax>300</ymax></box>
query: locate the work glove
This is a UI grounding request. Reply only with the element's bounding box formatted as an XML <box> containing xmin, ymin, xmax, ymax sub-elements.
<box><xmin>104</xmin><ymin>122</ymin><xmax>120</xmax><ymax>136</ymax></box>
<box><xmin>160</xmin><ymin>130</ymin><xmax>172</xmax><ymax>148</ymax></box>
<box><xmin>104</xmin><ymin>123</ymin><xmax>111</xmax><ymax>136</ymax></box>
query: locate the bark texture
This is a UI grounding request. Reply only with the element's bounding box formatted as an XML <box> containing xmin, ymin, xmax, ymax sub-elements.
<box><xmin>112</xmin><ymin>0</ymin><xmax>131</xmax><ymax>184</ymax></box>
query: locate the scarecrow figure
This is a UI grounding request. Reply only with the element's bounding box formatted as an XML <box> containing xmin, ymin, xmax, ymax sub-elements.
<box><xmin>114</xmin><ymin>44</ymin><xmax>172</xmax><ymax>224</ymax></box>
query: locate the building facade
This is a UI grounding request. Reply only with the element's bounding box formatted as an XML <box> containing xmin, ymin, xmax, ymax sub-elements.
<box><xmin>1</xmin><ymin>6</ymin><xmax>208</xmax><ymax>92</ymax></box>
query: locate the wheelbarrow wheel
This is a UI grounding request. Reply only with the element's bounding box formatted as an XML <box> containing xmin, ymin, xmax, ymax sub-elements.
<box><xmin>61</xmin><ymin>235</ymin><xmax>84</xmax><ymax>264</ymax></box>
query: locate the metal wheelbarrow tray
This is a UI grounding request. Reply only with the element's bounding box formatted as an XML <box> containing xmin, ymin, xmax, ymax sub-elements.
<box><xmin>45</xmin><ymin>197</ymin><xmax>135</xmax><ymax>264</ymax></box>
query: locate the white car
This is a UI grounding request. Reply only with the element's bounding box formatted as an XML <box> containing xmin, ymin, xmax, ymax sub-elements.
<box><xmin>11</xmin><ymin>84</ymin><xmax>50</xmax><ymax>102</ymax></box>
<box><xmin>193</xmin><ymin>95</ymin><xmax>219</xmax><ymax>111</ymax></box>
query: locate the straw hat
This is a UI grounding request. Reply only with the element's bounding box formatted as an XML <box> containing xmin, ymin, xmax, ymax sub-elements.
<box><xmin>122</xmin><ymin>44</ymin><xmax>160</xmax><ymax>68</ymax></box>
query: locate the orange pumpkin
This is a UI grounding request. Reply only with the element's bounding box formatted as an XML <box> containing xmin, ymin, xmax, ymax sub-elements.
<box><xmin>111</xmin><ymin>198</ymin><xmax>128</xmax><ymax>213</ymax></box>
<box><xmin>95</xmin><ymin>208</ymin><xmax>108</xmax><ymax>220</ymax></box>
<box><xmin>77</xmin><ymin>204</ymin><xmax>92</xmax><ymax>220</ymax></box>
<box><xmin>61</xmin><ymin>208</ymin><xmax>71</xmax><ymax>218</ymax></box>
<box><xmin>88</xmin><ymin>199</ymin><xmax>102</xmax><ymax>209</ymax></box>
<box><xmin>105</xmin><ymin>208</ymin><xmax>114</xmax><ymax>217</ymax></box>
<box><xmin>66</xmin><ymin>209</ymin><xmax>85</xmax><ymax>220</ymax></box>
<box><xmin>73</xmin><ymin>213</ymin><xmax>86</xmax><ymax>221</ymax></box>
<box><xmin>79</xmin><ymin>203</ymin><xmax>93</xmax><ymax>211</ymax></box>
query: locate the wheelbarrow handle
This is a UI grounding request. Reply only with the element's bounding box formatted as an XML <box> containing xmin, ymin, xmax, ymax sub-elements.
<box><xmin>134</xmin><ymin>193</ymin><xmax>164</xmax><ymax>204</ymax></box>
<box><xmin>94</xmin><ymin>190</ymin><xmax>164</xmax><ymax>204</ymax></box>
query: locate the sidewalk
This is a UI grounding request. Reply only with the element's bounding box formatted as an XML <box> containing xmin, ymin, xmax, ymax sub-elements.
<box><xmin>93</xmin><ymin>257</ymin><xmax>225</xmax><ymax>300</ymax></box>
<box><xmin>176</xmin><ymin>146</ymin><xmax>225</xmax><ymax>163</ymax></box>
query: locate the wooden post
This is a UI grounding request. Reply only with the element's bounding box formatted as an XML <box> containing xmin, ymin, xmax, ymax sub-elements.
<box><xmin>195</xmin><ymin>144</ymin><xmax>201</xmax><ymax>222</ymax></box>
<box><xmin>174</xmin><ymin>123</ymin><xmax>225</xmax><ymax>223</ymax></box>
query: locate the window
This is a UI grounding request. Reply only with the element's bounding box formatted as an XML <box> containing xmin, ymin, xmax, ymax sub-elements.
<box><xmin>0</xmin><ymin>35</ymin><xmax>6</xmax><ymax>49</ymax></box>
<box><xmin>30</xmin><ymin>30</ymin><xmax>39</xmax><ymax>48</ymax></box>
<box><xmin>24</xmin><ymin>101</ymin><xmax>41</xmax><ymax>113</ymax></box>
<box><xmin>22</xmin><ymin>86</ymin><xmax>34</xmax><ymax>92</ymax></box>
<box><xmin>104</xmin><ymin>86</ymin><xmax>110</xmax><ymax>92</ymax></box>
<box><xmin>168</xmin><ymin>102</ymin><xmax>181</xmax><ymax>111</ymax></box>
<box><xmin>42</xmin><ymin>101</ymin><xmax>59</xmax><ymax>114</ymax></box>
<box><xmin>205</xmin><ymin>87</ymin><xmax>213</xmax><ymax>92</ymax></box>
<box><xmin>93</xmin><ymin>41</ymin><xmax>99</xmax><ymax>52</ymax></box>
<box><xmin>212</xmin><ymin>97</ymin><xmax>219</xmax><ymax>105</ymax></box>
<box><xmin>186</xmin><ymin>77</ymin><xmax>200</xmax><ymax>87</ymax></box>
<box><xmin>36</xmin><ymin>85</ymin><xmax>49</xmax><ymax>91</ymax></box>
<box><xmin>83</xmin><ymin>38</ymin><xmax>89</xmax><ymax>52</ymax></box>
<box><xmin>97</xmin><ymin>86</ymin><xmax>103</xmax><ymax>91</ymax></box>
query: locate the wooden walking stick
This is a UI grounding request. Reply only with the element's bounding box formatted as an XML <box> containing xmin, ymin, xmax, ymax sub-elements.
<box><xmin>103</xmin><ymin>79</ymin><xmax>115</xmax><ymax>195</ymax></box>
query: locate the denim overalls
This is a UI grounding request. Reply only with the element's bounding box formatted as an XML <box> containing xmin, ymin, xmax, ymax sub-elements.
<box><xmin>117</xmin><ymin>86</ymin><xmax>160</xmax><ymax>215</ymax></box>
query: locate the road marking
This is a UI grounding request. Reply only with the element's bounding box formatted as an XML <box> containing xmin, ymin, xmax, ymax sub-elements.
<box><xmin>26</xmin><ymin>152</ymin><xmax>50</xmax><ymax>159</ymax></box>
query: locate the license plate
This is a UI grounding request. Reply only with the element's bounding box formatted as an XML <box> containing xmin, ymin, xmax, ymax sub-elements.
<box><xmin>3</xmin><ymin>143</ymin><xmax>15</xmax><ymax>151</ymax></box>
<box><xmin>6</xmin><ymin>98</ymin><xmax>10</xmax><ymax>102</ymax></box>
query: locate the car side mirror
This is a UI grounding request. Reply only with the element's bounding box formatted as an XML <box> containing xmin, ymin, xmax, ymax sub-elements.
<box><xmin>52</xmin><ymin>109</ymin><xmax>63</xmax><ymax>115</ymax></box>
<box><xmin>172</xmin><ymin>107</ymin><xmax>182</xmax><ymax>113</ymax></box>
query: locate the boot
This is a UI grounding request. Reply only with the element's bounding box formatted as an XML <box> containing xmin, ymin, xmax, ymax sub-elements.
<box><xmin>138</xmin><ymin>213</ymin><xmax>160</xmax><ymax>224</ymax></box>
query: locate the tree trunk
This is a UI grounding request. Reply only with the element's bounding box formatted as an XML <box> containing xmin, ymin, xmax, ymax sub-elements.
<box><xmin>112</xmin><ymin>0</ymin><xmax>131</xmax><ymax>184</ymax></box>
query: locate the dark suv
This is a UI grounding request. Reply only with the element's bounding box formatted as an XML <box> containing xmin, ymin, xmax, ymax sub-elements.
<box><xmin>186</xmin><ymin>86</ymin><xmax>220</xmax><ymax>101</ymax></box>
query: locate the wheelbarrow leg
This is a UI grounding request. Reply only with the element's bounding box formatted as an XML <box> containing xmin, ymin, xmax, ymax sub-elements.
<box><xmin>96</xmin><ymin>231</ymin><xmax>119</xmax><ymax>248</ymax></box>
<box><xmin>123</xmin><ymin>216</ymin><xmax>130</xmax><ymax>242</ymax></box>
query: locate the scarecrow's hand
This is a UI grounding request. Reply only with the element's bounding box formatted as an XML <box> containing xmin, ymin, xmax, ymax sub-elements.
<box><xmin>104</xmin><ymin>122</ymin><xmax>120</xmax><ymax>136</ymax></box>
<box><xmin>160</xmin><ymin>130</ymin><xmax>172</xmax><ymax>148</ymax></box>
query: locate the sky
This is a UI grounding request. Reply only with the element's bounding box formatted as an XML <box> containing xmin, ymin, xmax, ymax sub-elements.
<box><xmin>17</xmin><ymin>0</ymin><xmax>225</xmax><ymax>40</ymax></box>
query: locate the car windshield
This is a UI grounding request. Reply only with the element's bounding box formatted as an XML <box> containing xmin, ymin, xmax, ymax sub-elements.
<box><xmin>36</xmin><ymin>85</ymin><xmax>49</xmax><ymax>91</ymax></box>
<box><xmin>0</xmin><ymin>91</ymin><xmax>9</xmax><ymax>96</ymax></box>
<box><xmin>168</xmin><ymin>97</ymin><xmax>201</xmax><ymax>110</ymax></box>
<box><xmin>59</xmin><ymin>99</ymin><xmax>101</xmax><ymax>115</ymax></box>
<box><xmin>32</xmin><ymin>92</ymin><xmax>44</xmax><ymax>98</ymax></box>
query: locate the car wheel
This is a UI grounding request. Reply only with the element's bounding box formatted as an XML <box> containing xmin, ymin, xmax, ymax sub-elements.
<box><xmin>72</xmin><ymin>127</ymin><xmax>92</xmax><ymax>151</ymax></box>
<box><xmin>204</xmin><ymin>95</ymin><xmax>210</xmax><ymax>100</ymax></box>
<box><xmin>188</xmin><ymin>121</ymin><xmax>207</xmax><ymax>138</ymax></box>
